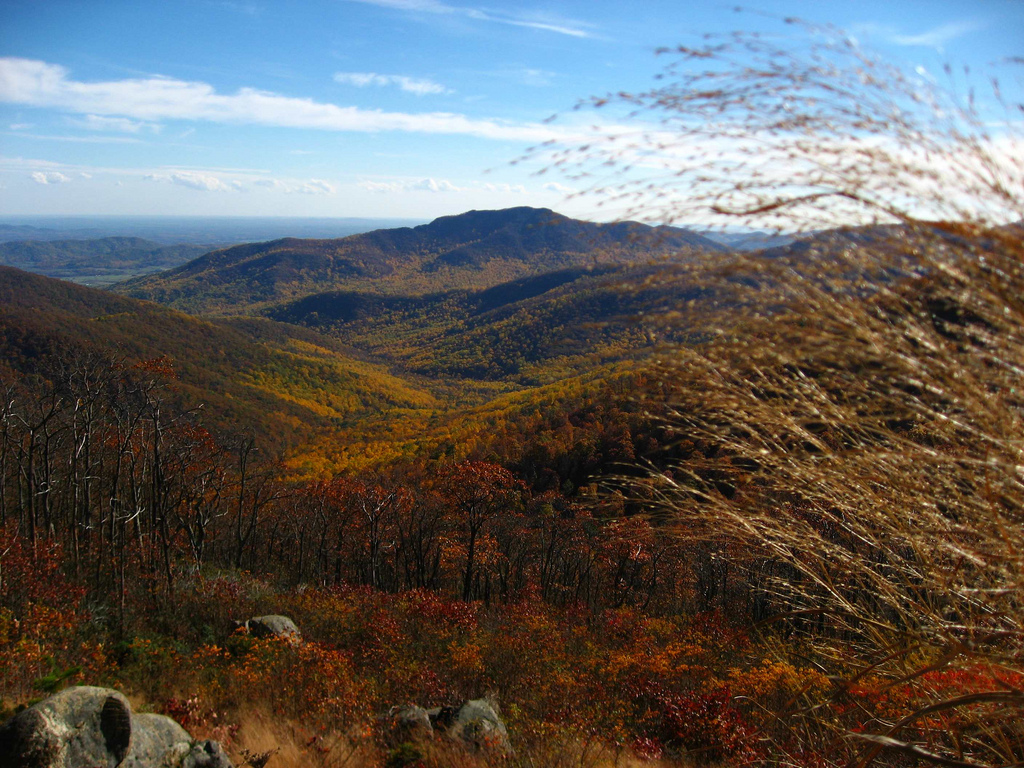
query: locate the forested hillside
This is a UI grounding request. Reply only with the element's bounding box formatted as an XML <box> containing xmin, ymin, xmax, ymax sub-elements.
<box><xmin>0</xmin><ymin>266</ymin><xmax>440</xmax><ymax>449</ymax></box>
<box><xmin>117</xmin><ymin>207</ymin><xmax>723</xmax><ymax>315</ymax></box>
<box><xmin>6</xmin><ymin>0</ymin><xmax>1024</xmax><ymax>764</ymax></box>
<box><xmin>7</xmin><ymin>209</ymin><xmax>1022</xmax><ymax>768</ymax></box>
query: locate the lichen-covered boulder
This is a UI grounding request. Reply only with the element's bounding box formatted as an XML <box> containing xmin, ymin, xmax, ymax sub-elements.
<box><xmin>430</xmin><ymin>699</ymin><xmax>510</xmax><ymax>755</ymax></box>
<box><xmin>0</xmin><ymin>686</ymin><xmax>233</xmax><ymax>768</ymax></box>
<box><xmin>242</xmin><ymin>615</ymin><xmax>301</xmax><ymax>642</ymax></box>
<box><xmin>451</xmin><ymin>698</ymin><xmax>510</xmax><ymax>754</ymax></box>
<box><xmin>124</xmin><ymin>712</ymin><xmax>191</xmax><ymax>767</ymax></box>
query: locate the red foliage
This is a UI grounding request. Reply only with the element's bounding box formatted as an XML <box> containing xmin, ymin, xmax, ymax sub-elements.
<box><xmin>0</xmin><ymin>524</ymin><xmax>85</xmax><ymax>618</ymax></box>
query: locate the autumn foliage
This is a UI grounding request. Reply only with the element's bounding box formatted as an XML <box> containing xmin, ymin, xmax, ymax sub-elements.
<box><xmin>4</xmin><ymin>19</ymin><xmax>1024</xmax><ymax>768</ymax></box>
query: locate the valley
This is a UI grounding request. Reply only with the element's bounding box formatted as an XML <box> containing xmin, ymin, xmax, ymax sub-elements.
<box><xmin>2</xmin><ymin>212</ymin><xmax>1020</xmax><ymax>768</ymax></box>
<box><xmin>4</xmin><ymin>1</ymin><xmax>1023</xmax><ymax>765</ymax></box>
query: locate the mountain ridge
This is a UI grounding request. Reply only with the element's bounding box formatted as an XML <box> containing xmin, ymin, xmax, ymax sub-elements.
<box><xmin>115</xmin><ymin>207</ymin><xmax>725</xmax><ymax>315</ymax></box>
<box><xmin>0</xmin><ymin>265</ymin><xmax>440</xmax><ymax>447</ymax></box>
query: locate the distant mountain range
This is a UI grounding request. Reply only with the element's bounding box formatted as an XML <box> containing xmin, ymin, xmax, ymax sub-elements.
<box><xmin>115</xmin><ymin>207</ymin><xmax>725</xmax><ymax>314</ymax></box>
<box><xmin>0</xmin><ymin>236</ymin><xmax>208</xmax><ymax>286</ymax></box>
<box><xmin>0</xmin><ymin>207</ymin><xmax>958</xmax><ymax>475</ymax></box>
<box><xmin>701</xmin><ymin>229</ymin><xmax>795</xmax><ymax>251</ymax></box>
<box><xmin>0</xmin><ymin>216</ymin><xmax>422</xmax><ymax>245</ymax></box>
<box><xmin>108</xmin><ymin>207</ymin><xmax>945</xmax><ymax>386</ymax></box>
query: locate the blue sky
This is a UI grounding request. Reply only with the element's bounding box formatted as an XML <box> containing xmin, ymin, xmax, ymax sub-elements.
<box><xmin>1</xmin><ymin>0</ymin><xmax>1021</xmax><ymax>221</ymax></box>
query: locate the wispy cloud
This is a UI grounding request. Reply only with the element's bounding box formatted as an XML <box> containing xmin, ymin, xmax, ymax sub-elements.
<box><xmin>483</xmin><ymin>182</ymin><xmax>526</xmax><ymax>194</ymax></box>
<box><xmin>334</xmin><ymin>71</ymin><xmax>450</xmax><ymax>95</ymax></box>
<box><xmin>0</xmin><ymin>58</ymin><xmax>559</xmax><ymax>142</ymax></box>
<box><xmin>360</xmin><ymin>177</ymin><xmax>467</xmax><ymax>193</ymax></box>
<box><xmin>360</xmin><ymin>178</ymin><xmax>529</xmax><ymax>194</ymax></box>
<box><xmin>345</xmin><ymin>0</ymin><xmax>594</xmax><ymax>38</ymax></box>
<box><xmin>72</xmin><ymin>113</ymin><xmax>160</xmax><ymax>133</ymax></box>
<box><xmin>145</xmin><ymin>171</ymin><xmax>336</xmax><ymax>194</ymax></box>
<box><xmin>892</xmin><ymin>20</ymin><xmax>984</xmax><ymax>49</ymax></box>
<box><xmin>7</xmin><ymin>129</ymin><xmax>143</xmax><ymax>144</ymax></box>
<box><xmin>31</xmin><ymin>171</ymin><xmax>71</xmax><ymax>185</ymax></box>
<box><xmin>853</xmin><ymin>19</ymin><xmax>985</xmax><ymax>52</ymax></box>
<box><xmin>145</xmin><ymin>171</ymin><xmax>232</xmax><ymax>191</ymax></box>
<box><xmin>3</xmin><ymin>156</ymin><xmax>339</xmax><ymax>197</ymax></box>
<box><xmin>297</xmin><ymin>178</ymin><xmax>336</xmax><ymax>195</ymax></box>
<box><xmin>543</xmin><ymin>181</ymin><xmax>576</xmax><ymax>195</ymax></box>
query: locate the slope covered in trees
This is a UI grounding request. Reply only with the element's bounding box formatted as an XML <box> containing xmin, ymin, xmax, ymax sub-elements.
<box><xmin>4</xmin><ymin>122</ymin><xmax>1023</xmax><ymax>768</ymax></box>
<box><xmin>7</xmin><ymin>221</ymin><xmax>1020</xmax><ymax>768</ymax></box>
<box><xmin>116</xmin><ymin>207</ymin><xmax>723</xmax><ymax>315</ymax></box>
<box><xmin>0</xmin><ymin>266</ymin><xmax>439</xmax><ymax>450</ymax></box>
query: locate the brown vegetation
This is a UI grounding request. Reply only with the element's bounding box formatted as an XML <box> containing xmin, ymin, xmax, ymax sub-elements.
<box><xmin>3</xmin><ymin>18</ymin><xmax>1023</xmax><ymax>768</ymax></box>
<box><xmin>537</xmin><ymin>18</ymin><xmax>1024</xmax><ymax>768</ymax></box>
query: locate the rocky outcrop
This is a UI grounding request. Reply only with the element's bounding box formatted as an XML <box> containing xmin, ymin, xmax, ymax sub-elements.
<box><xmin>0</xmin><ymin>686</ymin><xmax>233</xmax><ymax>768</ymax></box>
<box><xmin>384</xmin><ymin>698</ymin><xmax>511</xmax><ymax>755</ymax></box>
<box><xmin>443</xmin><ymin>698</ymin><xmax>511</xmax><ymax>754</ymax></box>
<box><xmin>235</xmin><ymin>615</ymin><xmax>301</xmax><ymax>642</ymax></box>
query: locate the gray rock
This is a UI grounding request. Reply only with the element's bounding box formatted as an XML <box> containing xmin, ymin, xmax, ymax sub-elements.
<box><xmin>183</xmin><ymin>739</ymin><xmax>234</xmax><ymax>768</ymax></box>
<box><xmin>449</xmin><ymin>699</ymin><xmax>511</xmax><ymax>755</ymax></box>
<box><xmin>382</xmin><ymin>705</ymin><xmax>433</xmax><ymax>744</ymax></box>
<box><xmin>122</xmin><ymin>713</ymin><xmax>191</xmax><ymax>767</ymax></box>
<box><xmin>0</xmin><ymin>686</ymin><xmax>235</xmax><ymax>768</ymax></box>
<box><xmin>244</xmin><ymin>615</ymin><xmax>301</xmax><ymax>642</ymax></box>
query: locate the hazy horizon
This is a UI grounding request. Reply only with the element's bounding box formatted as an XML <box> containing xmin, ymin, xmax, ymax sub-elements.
<box><xmin>0</xmin><ymin>213</ymin><xmax>428</xmax><ymax>245</ymax></box>
<box><xmin>4</xmin><ymin>0</ymin><xmax>1021</xmax><ymax>225</ymax></box>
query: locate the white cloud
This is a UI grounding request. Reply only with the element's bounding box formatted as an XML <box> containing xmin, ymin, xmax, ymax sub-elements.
<box><xmin>252</xmin><ymin>177</ymin><xmax>287</xmax><ymax>190</ymax></box>
<box><xmin>249</xmin><ymin>176</ymin><xmax>335</xmax><ymax>194</ymax></box>
<box><xmin>79</xmin><ymin>172</ymin><xmax>92</xmax><ymax>178</ymax></box>
<box><xmin>360</xmin><ymin>176</ymin><xmax>466</xmax><ymax>193</ymax></box>
<box><xmin>413</xmin><ymin>177</ymin><xmax>464</xmax><ymax>192</ymax></box>
<box><xmin>892</xmin><ymin>20</ymin><xmax>984</xmax><ymax>49</ymax></box>
<box><xmin>145</xmin><ymin>171</ymin><xmax>231</xmax><ymax>191</ymax></box>
<box><xmin>0</xmin><ymin>57</ymin><xmax>559</xmax><ymax>143</ymax></box>
<box><xmin>9</xmin><ymin>122</ymin><xmax>32</xmax><ymax>130</ymax></box>
<box><xmin>73</xmin><ymin>113</ymin><xmax>159</xmax><ymax>133</ymax></box>
<box><xmin>543</xmin><ymin>181</ymin><xmax>576</xmax><ymax>195</ymax></box>
<box><xmin>853</xmin><ymin>20</ymin><xmax>985</xmax><ymax>52</ymax></box>
<box><xmin>346</xmin><ymin>0</ymin><xmax>594</xmax><ymax>38</ymax></box>
<box><xmin>31</xmin><ymin>171</ymin><xmax>71</xmax><ymax>184</ymax></box>
<box><xmin>484</xmin><ymin>182</ymin><xmax>527</xmax><ymax>194</ymax></box>
<box><xmin>297</xmin><ymin>178</ymin><xmax>336</xmax><ymax>195</ymax></box>
<box><xmin>360</xmin><ymin>178</ymin><xmax>537</xmax><ymax>194</ymax></box>
<box><xmin>334</xmin><ymin>72</ymin><xmax>449</xmax><ymax>96</ymax></box>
